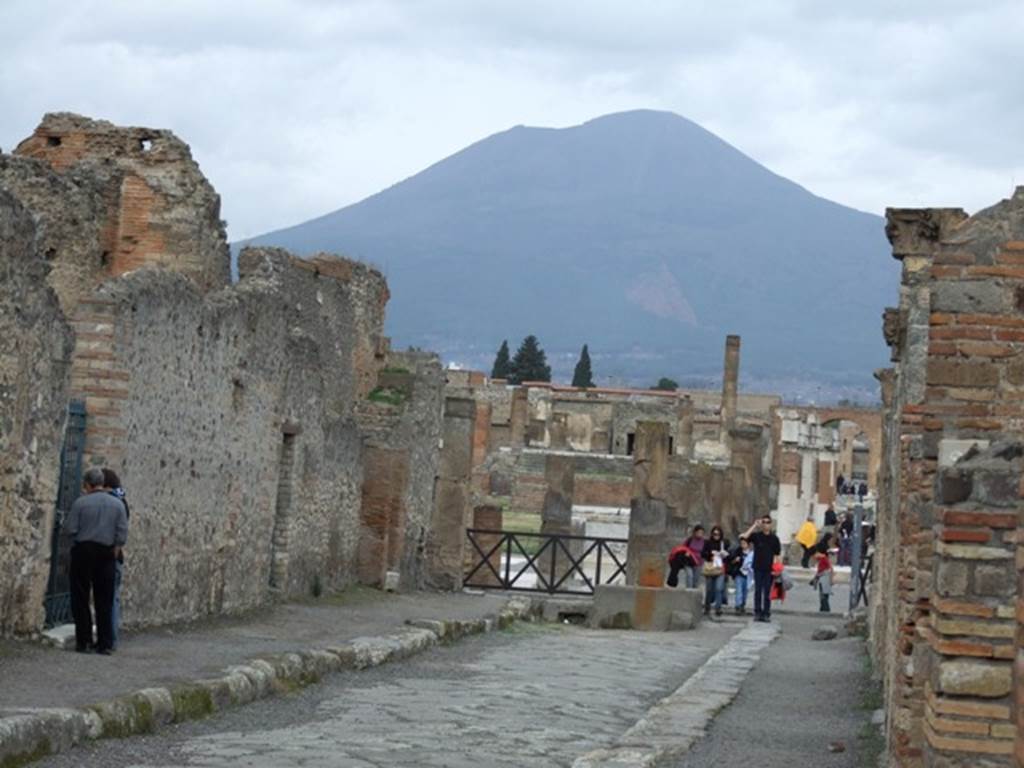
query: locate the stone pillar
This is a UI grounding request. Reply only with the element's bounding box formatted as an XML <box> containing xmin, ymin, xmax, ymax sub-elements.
<box><xmin>719</xmin><ymin>335</ymin><xmax>740</xmax><ymax>449</ymax></box>
<box><xmin>510</xmin><ymin>387</ymin><xmax>528</xmax><ymax>448</ymax></box>
<box><xmin>468</xmin><ymin>504</ymin><xmax>503</xmax><ymax>587</ymax></box>
<box><xmin>626</xmin><ymin>421</ymin><xmax>671</xmax><ymax>587</ymax></box>
<box><xmin>677</xmin><ymin>395</ymin><xmax>694</xmax><ymax>460</ymax></box>
<box><xmin>471</xmin><ymin>401</ymin><xmax>492</xmax><ymax>494</ymax></box>
<box><xmin>426</xmin><ymin>397</ymin><xmax>475</xmax><ymax>590</ymax></box>
<box><xmin>540</xmin><ymin>455</ymin><xmax>575</xmax><ymax>587</ymax></box>
<box><xmin>729</xmin><ymin>424</ymin><xmax>764</xmax><ymax>521</ymax></box>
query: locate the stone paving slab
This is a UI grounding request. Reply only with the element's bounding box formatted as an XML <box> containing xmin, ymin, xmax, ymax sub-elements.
<box><xmin>35</xmin><ymin>619</ymin><xmax>742</xmax><ymax>768</ymax></box>
<box><xmin>0</xmin><ymin>591</ymin><xmax>532</xmax><ymax>767</ymax></box>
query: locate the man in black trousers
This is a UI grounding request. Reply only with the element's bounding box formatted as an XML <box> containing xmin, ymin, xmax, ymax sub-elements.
<box><xmin>741</xmin><ymin>515</ymin><xmax>781</xmax><ymax>623</ymax></box>
<box><xmin>67</xmin><ymin>467</ymin><xmax>128</xmax><ymax>654</ymax></box>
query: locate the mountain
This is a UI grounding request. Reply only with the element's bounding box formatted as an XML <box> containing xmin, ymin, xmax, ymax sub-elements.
<box><xmin>239</xmin><ymin>110</ymin><xmax>896</xmax><ymax>399</ymax></box>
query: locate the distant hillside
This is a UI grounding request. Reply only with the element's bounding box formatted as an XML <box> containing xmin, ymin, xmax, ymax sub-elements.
<box><xmin>240</xmin><ymin>110</ymin><xmax>896</xmax><ymax>399</ymax></box>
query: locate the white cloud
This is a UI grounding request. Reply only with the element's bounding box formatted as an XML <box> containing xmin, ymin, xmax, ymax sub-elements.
<box><xmin>1</xmin><ymin>1</ymin><xmax>1021</xmax><ymax>238</ymax></box>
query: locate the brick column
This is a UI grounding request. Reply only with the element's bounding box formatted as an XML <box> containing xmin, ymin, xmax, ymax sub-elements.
<box><xmin>427</xmin><ymin>397</ymin><xmax>475</xmax><ymax>589</ymax></box>
<box><xmin>626</xmin><ymin>421</ymin><xmax>671</xmax><ymax>587</ymax></box>
<box><xmin>924</xmin><ymin>446</ymin><xmax>1020</xmax><ymax>764</ymax></box>
<box><xmin>510</xmin><ymin>387</ymin><xmax>528</xmax><ymax>447</ymax></box>
<box><xmin>539</xmin><ymin>455</ymin><xmax>575</xmax><ymax>587</ymax></box>
<box><xmin>1016</xmin><ymin>488</ymin><xmax>1024</xmax><ymax>768</ymax></box>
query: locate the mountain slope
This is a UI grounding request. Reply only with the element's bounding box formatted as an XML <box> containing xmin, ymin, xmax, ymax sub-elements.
<box><xmin>241</xmin><ymin>110</ymin><xmax>896</xmax><ymax>391</ymax></box>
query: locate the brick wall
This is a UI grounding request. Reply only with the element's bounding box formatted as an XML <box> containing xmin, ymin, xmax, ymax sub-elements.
<box><xmin>874</xmin><ymin>191</ymin><xmax>1024</xmax><ymax>767</ymax></box>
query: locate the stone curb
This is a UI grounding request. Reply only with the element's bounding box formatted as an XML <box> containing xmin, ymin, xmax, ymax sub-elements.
<box><xmin>0</xmin><ymin>597</ymin><xmax>535</xmax><ymax>768</ymax></box>
<box><xmin>573</xmin><ymin>620</ymin><xmax>780</xmax><ymax>768</ymax></box>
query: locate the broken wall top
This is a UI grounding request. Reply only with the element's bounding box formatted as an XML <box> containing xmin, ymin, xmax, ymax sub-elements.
<box><xmin>11</xmin><ymin>112</ymin><xmax>230</xmax><ymax>295</ymax></box>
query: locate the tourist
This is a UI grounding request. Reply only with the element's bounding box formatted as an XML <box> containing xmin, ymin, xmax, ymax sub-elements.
<box><xmin>729</xmin><ymin>536</ymin><xmax>753</xmax><ymax>614</ymax></box>
<box><xmin>102</xmin><ymin>468</ymin><xmax>130</xmax><ymax>650</ymax></box>
<box><xmin>838</xmin><ymin>513</ymin><xmax>853</xmax><ymax>566</ymax></box>
<box><xmin>701</xmin><ymin>526</ymin><xmax>730</xmax><ymax>617</ymax></box>
<box><xmin>666</xmin><ymin>541</ymin><xmax>701</xmax><ymax>588</ymax></box>
<box><xmin>858</xmin><ymin>481</ymin><xmax>868</xmax><ymax>502</ymax></box>
<box><xmin>741</xmin><ymin>515</ymin><xmax>781</xmax><ymax>622</ymax></box>
<box><xmin>67</xmin><ymin>468</ymin><xmax>128</xmax><ymax>655</ymax></box>
<box><xmin>835</xmin><ymin>473</ymin><xmax>845</xmax><ymax>495</ymax></box>
<box><xmin>795</xmin><ymin>514</ymin><xmax>818</xmax><ymax>568</ymax></box>
<box><xmin>682</xmin><ymin>524</ymin><xmax>706</xmax><ymax>590</ymax></box>
<box><xmin>823</xmin><ymin>504</ymin><xmax>837</xmax><ymax>535</ymax></box>
<box><xmin>811</xmin><ymin>534</ymin><xmax>835</xmax><ymax>612</ymax></box>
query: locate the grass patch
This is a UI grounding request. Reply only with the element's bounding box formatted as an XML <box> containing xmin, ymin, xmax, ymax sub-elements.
<box><xmin>381</xmin><ymin>365</ymin><xmax>410</xmax><ymax>374</ymax></box>
<box><xmin>499</xmin><ymin>510</ymin><xmax>544</xmax><ymax>556</ymax></box>
<box><xmin>367</xmin><ymin>386</ymin><xmax>406</xmax><ymax>406</ymax></box>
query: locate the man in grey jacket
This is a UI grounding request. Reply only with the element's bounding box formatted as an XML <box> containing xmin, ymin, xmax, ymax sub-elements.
<box><xmin>66</xmin><ymin>467</ymin><xmax>128</xmax><ymax>654</ymax></box>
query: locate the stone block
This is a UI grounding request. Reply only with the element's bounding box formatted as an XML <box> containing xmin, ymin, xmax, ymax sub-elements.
<box><xmin>812</xmin><ymin>625</ymin><xmax>839</xmax><ymax>641</ymax></box>
<box><xmin>973</xmin><ymin>563</ymin><xmax>1014</xmax><ymax>597</ymax></box>
<box><xmin>935</xmin><ymin>561</ymin><xmax>969</xmax><ymax>596</ymax></box>
<box><xmin>930</xmin><ymin>280</ymin><xmax>1012</xmax><ymax>315</ymax></box>
<box><xmin>936</xmin><ymin>659</ymin><xmax>1012</xmax><ymax>697</ymax></box>
<box><xmin>937</xmin><ymin>471</ymin><xmax>972</xmax><ymax>504</ymax></box>
<box><xmin>591</xmin><ymin>584</ymin><xmax>702</xmax><ymax>632</ymax></box>
<box><xmin>938</xmin><ymin>439</ymin><xmax>989</xmax><ymax>468</ymax></box>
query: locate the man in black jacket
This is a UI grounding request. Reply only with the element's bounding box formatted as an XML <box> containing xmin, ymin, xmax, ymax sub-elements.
<box><xmin>741</xmin><ymin>515</ymin><xmax>781</xmax><ymax>622</ymax></box>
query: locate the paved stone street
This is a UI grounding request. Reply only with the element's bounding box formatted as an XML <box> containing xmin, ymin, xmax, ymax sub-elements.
<box><xmin>39</xmin><ymin>621</ymin><xmax>739</xmax><ymax>768</ymax></box>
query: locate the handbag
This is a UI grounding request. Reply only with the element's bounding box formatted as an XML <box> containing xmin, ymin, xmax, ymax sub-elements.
<box><xmin>702</xmin><ymin>562</ymin><xmax>723</xmax><ymax>577</ymax></box>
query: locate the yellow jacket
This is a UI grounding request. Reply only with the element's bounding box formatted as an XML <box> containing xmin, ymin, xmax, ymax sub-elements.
<box><xmin>796</xmin><ymin>521</ymin><xmax>818</xmax><ymax>549</ymax></box>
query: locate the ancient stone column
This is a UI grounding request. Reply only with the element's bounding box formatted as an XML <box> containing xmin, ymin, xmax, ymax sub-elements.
<box><xmin>677</xmin><ymin>395</ymin><xmax>694</xmax><ymax>460</ymax></box>
<box><xmin>729</xmin><ymin>424</ymin><xmax>764</xmax><ymax>522</ymax></box>
<box><xmin>626</xmin><ymin>421</ymin><xmax>671</xmax><ymax>587</ymax></box>
<box><xmin>719</xmin><ymin>335</ymin><xmax>740</xmax><ymax>448</ymax></box>
<box><xmin>467</xmin><ymin>504</ymin><xmax>503</xmax><ymax>587</ymax></box>
<box><xmin>539</xmin><ymin>455</ymin><xmax>575</xmax><ymax>587</ymax></box>
<box><xmin>509</xmin><ymin>387</ymin><xmax>529</xmax><ymax>448</ymax></box>
<box><xmin>426</xmin><ymin>397</ymin><xmax>475</xmax><ymax>589</ymax></box>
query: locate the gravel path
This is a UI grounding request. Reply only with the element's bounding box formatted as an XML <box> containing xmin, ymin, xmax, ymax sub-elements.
<box><xmin>673</xmin><ymin>613</ymin><xmax>869</xmax><ymax>768</ymax></box>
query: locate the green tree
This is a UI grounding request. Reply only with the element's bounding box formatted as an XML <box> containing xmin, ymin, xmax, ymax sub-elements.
<box><xmin>651</xmin><ymin>377</ymin><xmax>679</xmax><ymax>391</ymax></box>
<box><xmin>571</xmin><ymin>344</ymin><xmax>594</xmax><ymax>388</ymax></box>
<box><xmin>491</xmin><ymin>339</ymin><xmax>512</xmax><ymax>379</ymax></box>
<box><xmin>509</xmin><ymin>335</ymin><xmax>551</xmax><ymax>384</ymax></box>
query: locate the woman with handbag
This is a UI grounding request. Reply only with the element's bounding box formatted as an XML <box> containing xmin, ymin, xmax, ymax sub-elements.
<box><xmin>701</xmin><ymin>526</ymin><xmax>730</xmax><ymax>617</ymax></box>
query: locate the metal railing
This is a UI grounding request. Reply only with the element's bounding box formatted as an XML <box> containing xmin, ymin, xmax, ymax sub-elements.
<box><xmin>464</xmin><ymin>529</ymin><xmax>627</xmax><ymax>595</ymax></box>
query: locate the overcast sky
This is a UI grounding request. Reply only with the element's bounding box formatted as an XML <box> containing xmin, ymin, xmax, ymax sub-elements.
<box><xmin>2</xmin><ymin>1</ymin><xmax>1022</xmax><ymax>241</ymax></box>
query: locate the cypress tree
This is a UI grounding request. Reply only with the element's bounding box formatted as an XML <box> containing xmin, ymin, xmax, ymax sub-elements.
<box><xmin>509</xmin><ymin>335</ymin><xmax>551</xmax><ymax>384</ymax></box>
<box><xmin>491</xmin><ymin>339</ymin><xmax>512</xmax><ymax>379</ymax></box>
<box><xmin>571</xmin><ymin>344</ymin><xmax>594</xmax><ymax>388</ymax></box>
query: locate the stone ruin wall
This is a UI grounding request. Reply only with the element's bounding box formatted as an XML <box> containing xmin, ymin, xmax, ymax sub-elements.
<box><xmin>355</xmin><ymin>350</ymin><xmax>445</xmax><ymax>591</ymax></box>
<box><xmin>0</xmin><ymin>190</ymin><xmax>74</xmax><ymax>635</ymax></box>
<box><xmin>0</xmin><ymin>114</ymin><xmax>438</xmax><ymax>634</ymax></box>
<box><xmin>872</xmin><ymin>191</ymin><xmax>1024</xmax><ymax>767</ymax></box>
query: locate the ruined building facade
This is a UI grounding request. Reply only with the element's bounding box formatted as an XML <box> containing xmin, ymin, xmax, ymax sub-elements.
<box><xmin>871</xmin><ymin>190</ymin><xmax>1024</xmax><ymax>766</ymax></box>
<box><xmin>0</xmin><ymin>114</ymin><xmax>448</xmax><ymax>636</ymax></box>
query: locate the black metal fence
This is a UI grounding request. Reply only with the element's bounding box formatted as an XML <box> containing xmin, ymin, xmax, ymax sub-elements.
<box><xmin>464</xmin><ymin>529</ymin><xmax>627</xmax><ymax>595</ymax></box>
<box><xmin>44</xmin><ymin>400</ymin><xmax>87</xmax><ymax>627</ymax></box>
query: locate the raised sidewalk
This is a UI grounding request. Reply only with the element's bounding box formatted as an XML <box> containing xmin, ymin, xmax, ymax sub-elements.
<box><xmin>0</xmin><ymin>588</ymin><xmax>528</xmax><ymax>766</ymax></box>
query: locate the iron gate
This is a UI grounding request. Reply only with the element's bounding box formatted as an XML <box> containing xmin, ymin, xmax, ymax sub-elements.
<box><xmin>43</xmin><ymin>400</ymin><xmax>87</xmax><ymax>627</ymax></box>
<box><xmin>464</xmin><ymin>529</ymin><xmax>627</xmax><ymax>595</ymax></box>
